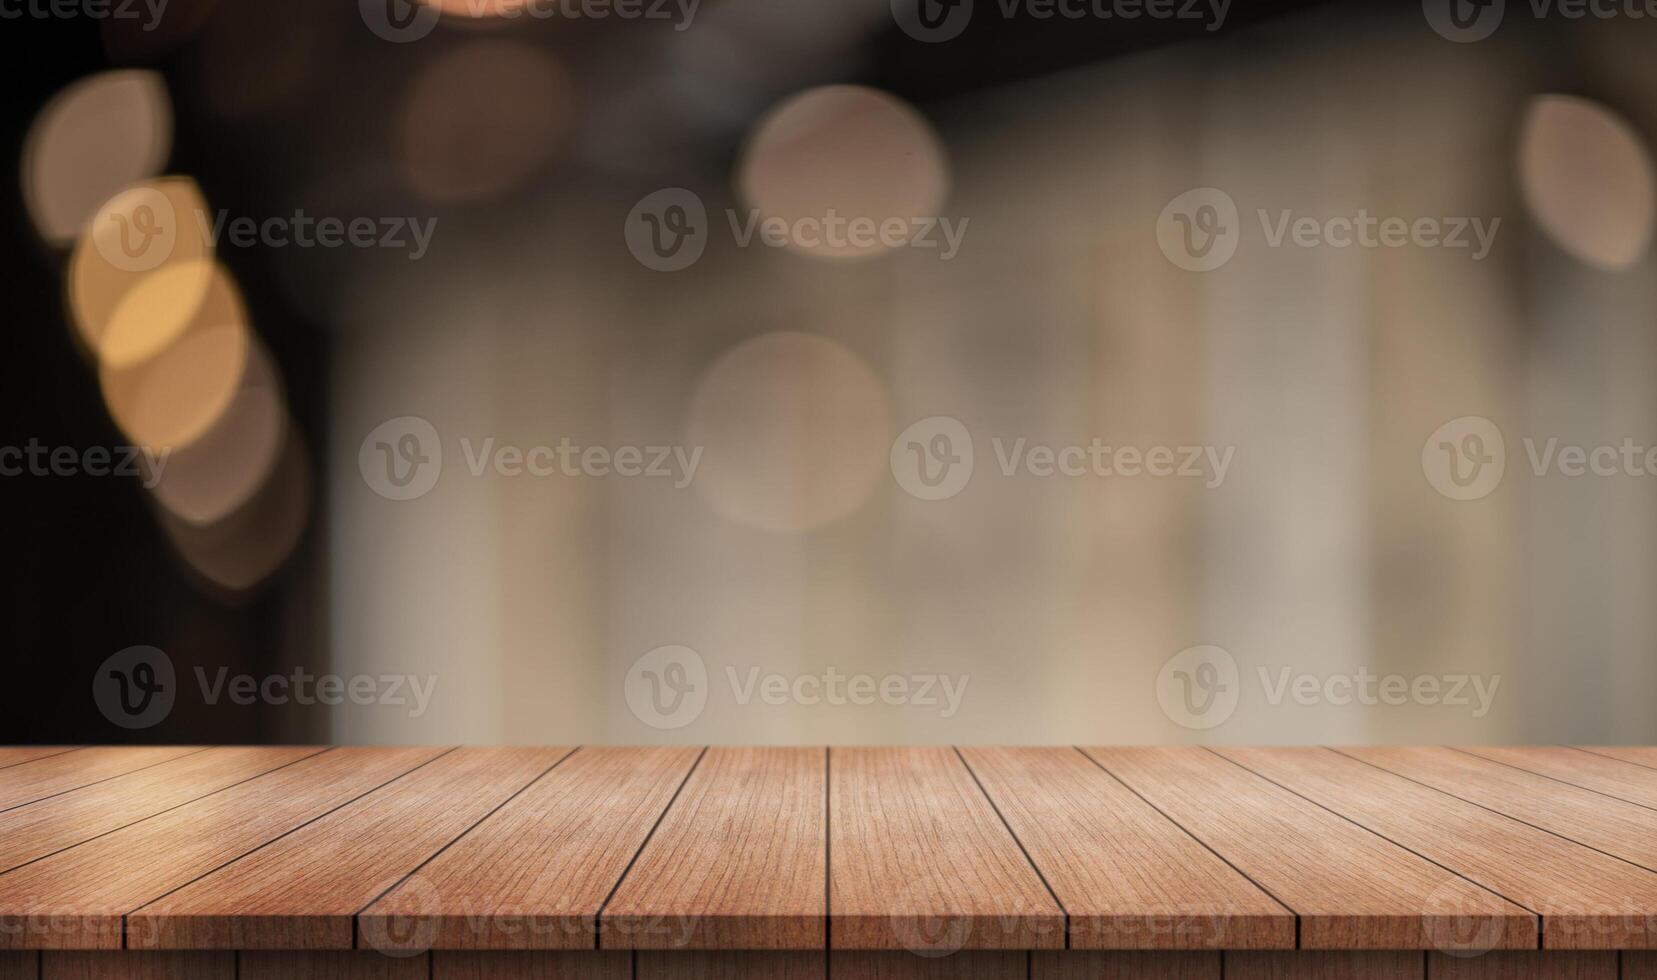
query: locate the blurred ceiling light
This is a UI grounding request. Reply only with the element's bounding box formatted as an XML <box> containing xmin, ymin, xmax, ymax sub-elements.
<box><xmin>687</xmin><ymin>331</ymin><xmax>892</xmax><ymax>532</ymax></box>
<box><xmin>395</xmin><ymin>40</ymin><xmax>571</xmax><ymax>203</ymax></box>
<box><xmin>1519</xmin><ymin>95</ymin><xmax>1655</xmax><ymax>271</ymax></box>
<box><xmin>24</xmin><ymin>71</ymin><xmax>172</xmax><ymax>246</ymax></box>
<box><xmin>69</xmin><ymin>177</ymin><xmax>214</xmax><ymax>368</ymax></box>
<box><xmin>737</xmin><ymin>85</ymin><xmax>948</xmax><ymax>260</ymax></box>
<box><xmin>99</xmin><ymin>263</ymin><xmax>250</xmax><ymax>451</ymax></box>
<box><xmin>160</xmin><ymin>432</ymin><xmax>312</xmax><ymax>595</ymax></box>
<box><xmin>146</xmin><ymin>337</ymin><xmax>288</xmax><ymax>527</ymax></box>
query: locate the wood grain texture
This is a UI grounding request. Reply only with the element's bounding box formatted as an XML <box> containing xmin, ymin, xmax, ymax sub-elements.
<box><xmin>830</xmin><ymin>747</ymin><xmax>1063</xmax><ymax>951</ymax></box>
<box><xmin>0</xmin><ymin>953</ymin><xmax>32</xmax><ymax>980</ymax></box>
<box><xmin>602</xmin><ymin>747</ymin><xmax>824</xmax><ymax>950</ymax></box>
<box><xmin>831</xmin><ymin>951</ymin><xmax>1026</xmax><ymax>979</ymax></box>
<box><xmin>1628</xmin><ymin>952</ymin><xmax>1657</xmax><ymax>979</ymax></box>
<box><xmin>1462</xmin><ymin>747</ymin><xmax>1657</xmax><ymax>811</ymax></box>
<box><xmin>0</xmin><ymin>747</ymin><xmax>444</xmax><ymax>950</ymax></box>
<box><xmin>433</xmin><ymin>951</ymin><xmax>630</xmax><ymax>979</ymax></box>
<box><xmin>1224</xmin><ymin>952</ymin><xmax>1423</xmax><ymax>979</ymax></box>
<box><xmin>129</xmin><ymin>747</ymin><xmax>570</xmax><ymax>950</ymax></box>
<box><xmin>0</xmin><ymin>747</ymin><xmax>323</xmax><ymax>873</ymax></box>
<box><xmin>1341</xmin><ymin>747</ymin><xmax>1657</xmax><ymax>869</ymax></box>
<box><xmin>238</xmin><ymin>952</ymin><xmax>426</xmax><ymax>979</ymax></box>
<box><xmin>1032</xmin><ymin>951</ymin><xmax>1220</xmax><ymax>979</ymax></box>
<box><xmin>1578</xmin><ymin>747</ymin><xmax>1657</xmax><ymax>772</ymax></box>
<box><xmin>637</xmin><ymin>952</ymin><xmax>823</xmax><ymax>979</ymax></box>
<box><xmin>1218</xmin><ymin>747</ymin><xmax>1657</xmax><ymax>949</ymax></box>
<box><xmin>40</xmin><ymin>952</ymin><xmax>230</xmax><ymax>979</ymax></box>
<box><xmin>1084</xmin><ymin>747</ymin><xmax>1535</xmax><ymax>950</ymax></box>
<box><xmin>0</xmin><ymin>749</ymin><xmax>201</xmax><ymax>813</ymax></box>
<box><xmin>0</xmin><ymin>750</ymin><xmax>74</xmax><ymax>772</ymax></box>
<box><xmin>961</xmin><ymin>747</ymin><xmax>1291</xmax><ymax>949</ymax></box>
<box><xmin>361</xmin><ymin>747</ymin><xmax>702</xmax><ymax>950</ymax></box>
<box><xmin>1426</xmin><ymin>952</ymin><xmax>1616</xmax><ymax>979</ymax></box>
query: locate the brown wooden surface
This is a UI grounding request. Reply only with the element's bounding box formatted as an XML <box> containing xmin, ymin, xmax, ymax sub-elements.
<box><xmin>0</xmin><ymin>749</ymin><xmax>201</xmax><ymax>814</ymax></box>
<box><xmin>238</xmin><ymin>952</ymin><xmax>426</xmax><ymax>979</ymax></box>
<box><xmin>0</xmin><ymin>750</ymin><xmax>74</xmax><ymax>772</ymax></box>
<box><xmin>1084</xmin><ymin>747</ymin><xmax>1535</xmax><ymax>949</ymax></box>
<box><xmin>1426</xmin><ymin>952</ymin><xmax>1617</xmax><ymax>979</ymax></box>
<box><xmin>1217</xmin><ymin>746</ymin><xmax>1657</xmax><ymax>949</ymax></box>
<box><xmin>831</xmin><ymin>951</ymin><xmax>1027</xmax><ymax>978</ymax></box>
<box><xmin>360</xmin><ymin>746</ymin><xmax>702</xmax><ymax>950</ymax></box>
<box><xmin>636</xmin><ymin>951</ymin><xmax>822</xmax><ymax>980</ymax></box>
<box><xmin>1462</xmin><ymin>746</ymin><xmax>1657</xmax><ymax>811</ymax></box>
<box><xmin>1225</xmin><ymin>952</ymin><xmax>1423</xmax><ymax>979</ymax></box>
<box><xmin>829</xmin><ymin>747</ymin><xmax>1064</xmax><ymax>951</ymax></box>
<box><xmin>1628</xmin><ymin>951</ymin><xmax>1657</xmax><ymax>979</ymax></box>
<box><xmin>40</xmin><ymin>951</ymin><xmax>232</xmax><ymax>979</ymax></box>
<box><xmin>1341</xmin><ymin>747</ymin><xmax>1657</xmax><ymax>870</ymax></box>
<box><xmin>1032</xmin><ymin>951</ymin><xmax>1219</xmax><ymax>979</ymax></box>
<box><xmin>433</xmin><ymin>951</ymin><xmax>630</xmax><ymax>980</ymax></box>
<box><xmin>961</xmin><ymin>747</ymin><xmax>1292</xmax><ymax>950</ymax></box>
<box><xmin>129</xmin><ymin>747</ymin><xmax>569</xmax><ymax>950</ymax></box>
<box><xmin>0</xmin><ymin>747</ymin><xmax>323</xmax><ymax>874</ymax></box>
<box><xmin>1579</xmin><ymin>747</ymin><xmax>1657</xmax><ymax>773</ymax></box>
<box><xmin>602</xmin><ymin>747</ymin><xmax>825</xmax><ymax>950</ymax></box>
<box><xmin>0</xmin><ymin>747</ymin><xmax>443</xmax><ymax>949</ymax></box>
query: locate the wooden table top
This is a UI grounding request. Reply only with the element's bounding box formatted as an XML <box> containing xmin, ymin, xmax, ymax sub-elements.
<box><xmin>0</xmin><ymin>745</ymin><xmax>1654</xmax><ymax>955</ymax></box>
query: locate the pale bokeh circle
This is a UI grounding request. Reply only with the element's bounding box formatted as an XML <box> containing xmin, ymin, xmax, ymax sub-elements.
<box><xmin>395</xmin><ymin>40</ymin><xmax>572</xmax><ymax>203</ymax></box>
<box><xmin>69</xmin><ymin>177</ymin><xmax>214</xmax><ymax>369</ymax></box>
<box><xmin>1519</xmin><ymin>95</ymin><xmax>1655</xmax><ymax>271</ymax></box>
<box><xmin>738</xmin><ymin>85</ymin><xmax>949</xmax><ymax>260</ymax></box>
<box><xmin>99</xmin><ymin>262</ymin><xmax>251</xmax><ymax>451</ymax></box>
<box><xmin>160</xmin><ymin>433</ymin><xmax>312</xmax><ymax>595</ymax></box>
<box><xmin>147</xmin><ymin>337</ymin><xmax>289</xmax><ymax>527</ymax></box>
<box><xmin>687</xmin><ymin>332</ymin><xmax>892</xmax><ymax>532</ymax></box>
<box><xmin>24</xmin><ymin>71</ymin><xmax>172</xmax><ymax>246</ymax></box>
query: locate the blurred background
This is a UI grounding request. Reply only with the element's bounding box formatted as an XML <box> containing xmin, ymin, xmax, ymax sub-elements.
<box><xmin>3</xmin><ymin>0</ymin><xmax>1655</xmax><ymax>747</ymax></box>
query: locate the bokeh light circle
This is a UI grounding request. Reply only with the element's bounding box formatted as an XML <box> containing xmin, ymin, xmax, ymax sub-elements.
<box><xmin>1519</xmin><ymin>95</ymin><xmax>1655</xmax><ymax>271</ymax></box>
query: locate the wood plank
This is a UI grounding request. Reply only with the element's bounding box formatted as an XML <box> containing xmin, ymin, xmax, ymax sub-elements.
<box><xmin>1341</xmin><ymin>747</ymin><xmax>1657</xmax><ymax>869</ymax></box>
<box><xmin>1224</xmin><ymin>952</ymin><xmax>1422</xmax><ymax>979</ymax></box>
<box><xmin>602</xmin><ymin>747</ymin><xmax>824</xmax><ymax>950</ymax></box>
<box><xmin>40</xmin><ymin>952</ymin><xmax>230</xmax><ymax>979</ymax></box>
<box><xmin>1628</xmin><ymin>952</ymin><xmax>1657</xmax><ymax>979</ymax></box>
<box><xmin>1032</xmin><ymin>951</ymin><xmax>1219</xmax><ymax>979</ymax></box>
<box><xmin>0</xmin><ymin>749</ymin><xmax>201</xmax><ymax>813</ymax></box>
<box><xmin>0</xmin><ymin>953</ymin><xmax>32</xmax><ymax>980</ymax></box>
<box><xmin>0</xmin><ymin>750</ymin><xmax>75</xmax><ymax>772</ymax></box>
<box><xmin>1579</xmin><ymin>747</ymin><xmax>1657</xmax><ymax>772</ymax></box>
<box><xmin>960</xmin><ymin>747</ymin><xmax>1291</xmax><ymax>950</ymax></box>
<box><xmin>1082</xmin><ymin>747</ymin><xmax>1534</xmax><ymax>949</ymax></box>
<box><xmin>829</xmin><ymin>747</ymin><xmax>1064</xmax><ymax>951</ymax></box>
<box><xmin>1218</xmin><ymin>747</ymin><xmax>1657</xmax><ymax>949</ymax></box>
<box><xmin>238</xmin><ymin>952</ymin><xmax>426</xmax><ymax>979</ymax></box>
<box><xmin>1462</xmin><ymin>747</ymin><xmax>1657</xmax><ymax>811</ymax></box>
<box><xmin>360</xmin><ymin>747</ymin><xmax>702</xmax><ymax>950</ymax></box>
<box><xmin>0</xmin><ymin>747</ymin><xmax>445</xmax><ymax>950</ymax></box>
<box><xmin>831</xmin><ymin>951</ymin><xmax>1026</xmax><ymax>979</ymax></box>
<box><xmin>1427</xmin><ymin>951</ymin><xmax>1616</xmax><ymax>979</ymax></box>
<box><xmin>433</xmin><ymin>951</ymin><xmax>630</xmax><ymax>979</ymax></box>
<box><xmin>637</xmin><ymin>951</ymin><xmax>822</xmax><ymax>980</ymax></box>
<box><xmin>0</xmin><ymin>747</ymin><xmax>324</xmax><ymax>873</ymax></box>
<box><xmin>129</xmin><ymin>747</ymin><xmax>570</xmax><ymax>950</ymax></box>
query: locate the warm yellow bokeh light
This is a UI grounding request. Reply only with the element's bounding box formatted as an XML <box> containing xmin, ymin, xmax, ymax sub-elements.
<box><xmin>687</xmin><ymin>331</ymin><xmax>892</xmax><ymax>532</ymax></box>
<box><xmin>24</xmin><ymin>71</ymin><xmax>172</xmax><ymax>247</ymax></box>
<box><xmin>395</xmin><ymin>40</ymin><xmax>571</xmax><ymax>204</ymax></box>
<box><xmin>161</xmin><ymin>433</ymin><xmax>312</xmax><ymax>594</ymax></box>
<box><xmin>69</xmin><ymin>177</ymin><xmax>213</xmax><ymax>369</ymax></box>
<box><xmin>738</xmin><ymin>85</ymin><xmax>949</xmax><ymax>260</ymax></box>
<box><xmin>99</xmin><ymin>263</ymin><xmax>250</xmax><ymax>452</ymax></box>
<box><xmin>1520</xmin><ymin>95</ymin><xmax>1655</xmax><ymax>271</ymax></box>
<box><xmin>147</xmin><ymin>337</ymin><xmax>288</xmax><ymax>527</ymax></box>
